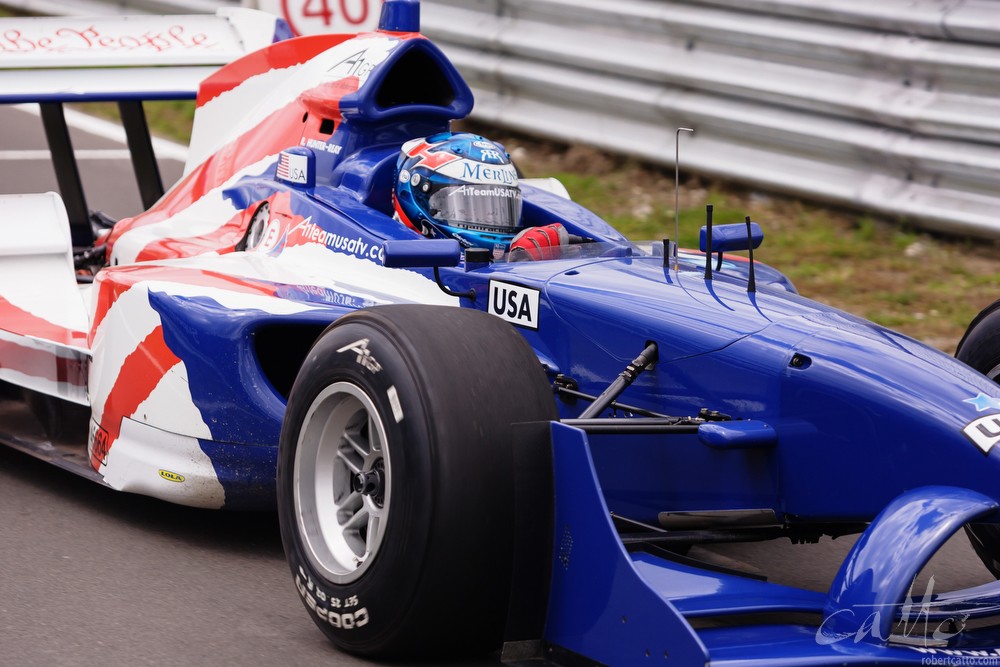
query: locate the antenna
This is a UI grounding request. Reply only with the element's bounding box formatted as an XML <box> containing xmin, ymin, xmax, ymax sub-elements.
<box><xmin>673</xmin><ymin>127</ymin><xmax>694</xmax><ymax>271</ymax></box>
<box><xmin>745</xmin><ymin>215</ymin><xmax>757</xmax><ymax>294</ymax></box>
<box><xmin>704</xmin><ymin>204</ymin><xmax>714</xmax><ymax>280</ymax></box>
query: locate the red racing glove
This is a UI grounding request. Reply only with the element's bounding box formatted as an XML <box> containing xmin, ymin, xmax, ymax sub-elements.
<box><xmin>509</xmin><ymin>223</ymin><xmax>570</xmax><ymax>261</ymax></box>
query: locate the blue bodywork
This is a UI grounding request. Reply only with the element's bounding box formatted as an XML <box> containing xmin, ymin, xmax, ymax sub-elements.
<box><xmin>133</xmin><ymin>5</ymin><xmax>1000</xmax><ymax>663</ymax></box>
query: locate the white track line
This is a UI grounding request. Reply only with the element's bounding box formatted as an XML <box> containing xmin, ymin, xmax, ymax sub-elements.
<box><xmin>0</xmin><ymin>149</ymin><xmax>132</xmax><ymax>160</ymax></box>
<box><xmin>12</xmin><ymin>103</ymin><xmax>190</xmax><ymax>163</ymax></box>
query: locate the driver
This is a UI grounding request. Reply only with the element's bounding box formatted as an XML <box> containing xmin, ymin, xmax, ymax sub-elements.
<box><xmin>392</xmin><ymin>132</ymin><xmax>568</xmax><ymax>260</ymax></box>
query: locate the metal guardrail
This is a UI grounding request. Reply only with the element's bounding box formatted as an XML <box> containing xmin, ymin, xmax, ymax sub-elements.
<box><xmin>421</xmin><ymin>0</ymin><xmax>1000</xmax><ymax>239</ymax></box>
<box><xmin>3</xmin><ymin>0</ymin><xmax>999</xmax><ymax>238</ymax></box>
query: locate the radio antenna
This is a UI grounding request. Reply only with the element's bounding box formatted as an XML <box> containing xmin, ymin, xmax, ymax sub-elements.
<box><xmin>674</xmin><ymin>127</ymin><xmax>694</xmax><ymax>271</ymax></box>
<box><xmin>745</xmin><ymin>215</ymin><xmax>757</xmax><ymax>294</ymax></box>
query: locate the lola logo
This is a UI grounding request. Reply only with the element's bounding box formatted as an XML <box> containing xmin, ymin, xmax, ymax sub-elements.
<box><xmin>90</xmin><ymin>423</ymin><xmax>110</xmax><ymax>467</ymax></box>
<box><xmin>488</xmin><ymin>281</ymin><xmax>540</xmax><ymax>329</ymax></box>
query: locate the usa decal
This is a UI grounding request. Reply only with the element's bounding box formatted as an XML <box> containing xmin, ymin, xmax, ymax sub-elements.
<box><xmin>277</xmin><ymin>151</ymin><xmax>309</xmax><ymax>185</ymax></box>
<box><xmin>488</xmin><ymin>280</ymin><xmax>540</xmax><ymax>330</ymax></box>
<box><xmin>963</xmin><ymin>414</ymin><xmax>1000</xmax><ymax>454</ymax></box>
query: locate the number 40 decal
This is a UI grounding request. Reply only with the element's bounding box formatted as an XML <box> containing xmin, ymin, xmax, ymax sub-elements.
<box><xmin>303</xmin><ymin>0</ymin><xmax>369</xmax><ymax>26</ymax></box>
<box><xmin>278</xmin><ymin>0</ymin><xmax>377</xmax><ymax>35</ymax></box>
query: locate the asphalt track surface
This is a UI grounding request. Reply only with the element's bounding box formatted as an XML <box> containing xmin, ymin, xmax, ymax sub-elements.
<box><xmin>0</xmin><ymin>104</ymin><xmax>183</xmax><ymax>219</ymax></box>
<box><xmin>0</xmin><ymin>104</ymin><xmax>995</xmax><ymax>665</ymax></box>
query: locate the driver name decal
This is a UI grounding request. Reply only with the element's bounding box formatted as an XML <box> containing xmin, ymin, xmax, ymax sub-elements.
<box><xmin>488</xmin><ymin>281</ymin><xmax>539</xmax><ymax>330</ymax></box>
<box><xmin>962</xmin><ymin>414</ymin><xmax>1000</xmax><ymax>454</ymax></box>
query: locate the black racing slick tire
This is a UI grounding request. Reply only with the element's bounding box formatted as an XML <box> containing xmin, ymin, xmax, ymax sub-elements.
<box><xmin>276</xmin><ymin>305</ymin><xmax>557</xmax><ymax>658</ymax></box>
<box><xmin>957</xmin><ymin>299</ymin><xmax>1000</xmax><ymax>383</ymax></box>
<box><xmin>957</xmin><ymin>299</ymin><xmax>1000</xmax><ymax>577</ymax></box>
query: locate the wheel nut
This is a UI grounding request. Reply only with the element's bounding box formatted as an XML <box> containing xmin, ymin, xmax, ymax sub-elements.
<box><xmin>352</xmin><ymin>469</ymin><xmax>383</xmax><ymax>497</ymax></box>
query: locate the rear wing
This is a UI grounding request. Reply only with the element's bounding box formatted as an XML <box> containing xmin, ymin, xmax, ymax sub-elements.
<box><xmin>0</xmin><ymin>8</ymin><xmax>291</xmax><ymax>245</ymax></box>
<box><xmin>0</xmin><ymin>9</ymin><xmax>291</xmax><ymax>103</ymax></box>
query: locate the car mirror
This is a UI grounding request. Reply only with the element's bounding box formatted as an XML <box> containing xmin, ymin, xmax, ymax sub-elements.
<box><xmin>700</xmin><ymin>222</ymin><xmax>763</xmax><ymax>253</ymax></box>
<box><xmin>381</xmin><ymin>239</ymin><xmax>462</xmax><ymax>268</ymax></box>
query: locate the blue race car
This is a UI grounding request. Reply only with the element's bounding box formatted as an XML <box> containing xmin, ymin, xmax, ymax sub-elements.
<box><xmin>3</xmin><ymin>2</ymin><xmax>1000</xmax><ymax>665</ymax></box>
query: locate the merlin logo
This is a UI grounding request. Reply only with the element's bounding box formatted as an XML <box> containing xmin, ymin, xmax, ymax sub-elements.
<box><xmin>963</xmin><ymin>414</ymin><xmax>1000</xmax><ymax>454</ymax></box>
<box><xmin>337</xmin><ymin>339</ymin><xmax>382</xmax><ymax>373</ymax></box>
<box><xmin>460</xmin><ymin>162</ymin><xmax>517</xmax><ymax>185</ymax></box>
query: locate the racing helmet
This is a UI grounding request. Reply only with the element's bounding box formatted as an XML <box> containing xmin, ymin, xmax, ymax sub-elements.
<box><xmin>393</xmin><ymin>132</ymin><xmax>523</xmax><ymax>253</ymax></box>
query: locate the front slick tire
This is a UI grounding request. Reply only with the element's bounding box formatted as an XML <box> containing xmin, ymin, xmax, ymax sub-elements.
<box><xmin>277</xmin><ymin>305</ymin><xmax>556</xmax><ymax>658</ymax></box>
<box><xmin>958</xmin><ymin>299</ymin><xmax>1000</xmax><ymax>577</ymax></box>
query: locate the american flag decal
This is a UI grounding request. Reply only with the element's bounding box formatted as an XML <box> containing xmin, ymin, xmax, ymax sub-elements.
<box><xmin>276</xmin><ymin>154</ymin><xmax>291</xmax><ymax>180</ymax></box>
<box><xmin>276</xmin><ymin>151</ymin><xmax>309</xmax><ymax>185</ymax></box>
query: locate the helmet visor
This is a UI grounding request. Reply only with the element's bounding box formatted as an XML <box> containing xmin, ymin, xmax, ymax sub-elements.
<box><xmin>428</xmin><ymin>184</ymin><xmax>523</xmax><ymax>232</ymax></box>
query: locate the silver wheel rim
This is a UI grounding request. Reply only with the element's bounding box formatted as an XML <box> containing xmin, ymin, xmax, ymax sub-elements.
<box><xmin>246</xmin><ymin>203</ymin><xmax>269</xmax><ymax>250</ymax></box>
<box><xmin>987</xmin><ymin>362</ymin><xmax>1000</xmax><ymax>382</ymax></box>
<box><xmin>294</xmin><ymin>382</ymin><xmax>391</xmax><ymax>584</ymax></box>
